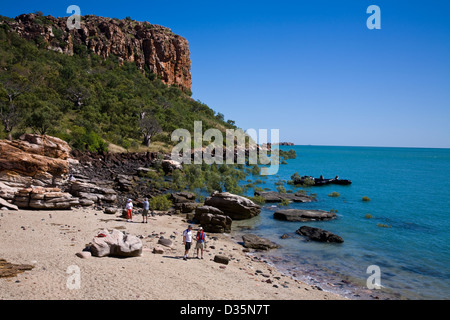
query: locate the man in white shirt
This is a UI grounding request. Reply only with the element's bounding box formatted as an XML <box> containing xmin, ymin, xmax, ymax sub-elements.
<box><xmin>183</xmin><ymin>225</ymin><xmax>193</xmax><ymax>260</ymax></box>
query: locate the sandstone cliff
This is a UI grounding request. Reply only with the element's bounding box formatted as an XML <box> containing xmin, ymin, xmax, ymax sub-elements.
<box><xmin>2</xmin><ymin>13</ymin><xmax>192</xmax><ymax>91</ymax></box>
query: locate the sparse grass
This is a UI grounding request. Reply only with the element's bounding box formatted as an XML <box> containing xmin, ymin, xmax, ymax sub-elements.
<box><xmin>377</xmin><ymin>223</ymin><xmax>391</xmax><ymax>228</ymax></box>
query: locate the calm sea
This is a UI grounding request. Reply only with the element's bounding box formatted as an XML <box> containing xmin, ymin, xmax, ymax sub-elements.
<box><xmin>234</xmin><ymin>145</ymin><xmax>450</xmax><ymax>300</ymax></box>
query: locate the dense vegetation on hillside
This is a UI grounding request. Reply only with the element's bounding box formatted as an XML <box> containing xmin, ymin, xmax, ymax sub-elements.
<box><xmin>0</xmin><ymin>21</ymin><xmax>236</xmax><ymax>152</ymax></box>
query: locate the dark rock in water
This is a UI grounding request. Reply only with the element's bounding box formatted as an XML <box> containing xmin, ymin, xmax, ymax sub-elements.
<box><xmin>292</xmin><ymin>175</ymin><xmax>352</xmax><ymax>186</ymax></box>
<box><xmin>296</xmin><ymin>226</ymin><xmax>344</xmax><ymax>243</ymax></box>
<box><xmin>204</xmin><ymin>191</ymin><xmax>261</xmax><ymax>220</ymax></box>
<box><xmin>254</xmin><ymin>191</ymin><xmax>315</xmax><ymax>203</ymax></box>
<box><xmin>242</xmin><ymin>234</ymin><xmax>280</xmax><ymax>250</ymax></box>
<box><xmin>274</xmin><ymin>209</ymin><xmax>336</xmax><ymax>222</ymax></box>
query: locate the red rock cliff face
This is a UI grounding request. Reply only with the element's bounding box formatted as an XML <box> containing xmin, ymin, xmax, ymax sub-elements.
<box><xmin>3</xmin><ymin>13</ymin><xmax>192</xmax><ymax>91</ymax></box>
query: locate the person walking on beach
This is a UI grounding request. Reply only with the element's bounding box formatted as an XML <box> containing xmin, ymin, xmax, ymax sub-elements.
<box><xmin>183</xmin><ymin>225</ymin><xmax>193</xmax><ymax>261</ymax></box>
<box><xmin>196</xmin><ymin>227</ymin><xmax>206</xmax><ymax>259</ymax></box>
<box><xmin>125</xmin><ymin>199</ymin><xmax>133</xmax><ymax>222</ymax></box>
<box><xmin>142</xmin><ymin>198</ymin><xmax>149</xmax><ymax>223</ymax></box>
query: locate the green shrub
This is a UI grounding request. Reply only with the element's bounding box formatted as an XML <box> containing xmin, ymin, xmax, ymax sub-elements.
<box><xmin>328</xmin><ymin>192</ymin><xmax>340</xmax><ymax>197</ymax></box>
<box><xmin>362</xmin><ymin>196</ymin><xmax>371</xmax><ymax>202</ymax></box>
<box><xmin>365</xmin><ymin>213</ymin><xmax>373</xmax><ymax>219</ymax></box>
<box><xmin>248</xmin><ymin>195</ymin><xmax>266</xmax><ymax>205</ymax></box>
<box><xmin>148</xmin><ymin>194</ymin><xmax>173</xmax><ymax>211</ymax></box>
<box><xmin>377</xmin><ymin>223</ymin><xmax>391</xmax><ymax>228</ymax></box>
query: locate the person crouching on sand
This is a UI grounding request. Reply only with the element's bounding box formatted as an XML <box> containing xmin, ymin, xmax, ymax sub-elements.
<box><xmin>196</xmin><ymin>227</ymin><xmax>206</xmax><ymax>259</ymax></box>
<box><xmin>125</xmin><ymin>199</ymin><xmax>133</xmax><ymax>222</ymax></box>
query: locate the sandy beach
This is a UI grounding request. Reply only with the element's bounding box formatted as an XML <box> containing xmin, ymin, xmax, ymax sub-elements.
<box><xmin>0</xmin><ymin>207</ymin><xmax>346</xmax><ymax>300</ymax></box>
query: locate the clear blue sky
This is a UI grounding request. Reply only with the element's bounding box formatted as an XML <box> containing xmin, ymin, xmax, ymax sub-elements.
<box><xmin>2</xmin><ymin>0</ymin><xmax>450</xmax><ymax>148</ymax></box>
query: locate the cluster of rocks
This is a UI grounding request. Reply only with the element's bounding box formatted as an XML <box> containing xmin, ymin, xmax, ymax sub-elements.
<box><xmin>189</xmin><ymin>192</ymin><xmax>261</xmax><ymax>234</ymax></box>
<box><xmin>14</xmin><ymin>186</ymin><xmax>79</xmax><ymax>210</ymax></box>
<box><xmin>0</xmin><ymin>134</ymin><xmax>75</xmax><ymax>211</ymax></box>
<box><xmin>194</xmin><ymin>205</ymin><xmax>232</xmax><ymax>233</ymax></box>
<box><xmin>68</xmin><ymin>181</ymin><xmax>117</xmax><ymax>207</ymax></box>
<box><xmin>170</xmin><ymin>192</ymin><xmax>200</xmax><ymax>214</ymax></box>
<box><xmin>272</xmin><ymin>209</ymin><xmax>344</xmax><ymax>243</ymax></box>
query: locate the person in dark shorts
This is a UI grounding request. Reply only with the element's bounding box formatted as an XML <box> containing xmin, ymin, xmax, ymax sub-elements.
<box><xmin>142</xmin><ymin>198</ymin><xmax>149</xmax><ymax>223</ymax></box>
<box><xmin>183</xmin><ymin>225</ymin><xmax>193</xmax><ymax>261</ymax></box>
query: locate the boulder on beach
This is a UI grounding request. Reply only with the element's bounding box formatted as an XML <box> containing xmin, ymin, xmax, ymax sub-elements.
<box><xmin>254</xmin><ymin>191</ymin><xmax>315</xmax><ymax>203</ymax></box>
<box><xmin>204</xmin><ymin>191</ymin><xmax>261</xmax><ymax>220</ymax></box>
<box><xmin>214</xmin><ymin>255</ymin><xmax>230</xmax><ymax>265</ymax></box>
<box><xmin>274</xmin><ymin>209</ymin><xmax>336</xmax><ymax>222</ymax></box>
<box><xmin>296</xmin><ymin>226</ymin><xmax>344</xmax><ymax>243</ymax></box>
<box><xmin>194</xmin><ymin>205</ymin><xmax>232</xmax><ymax>233</ymax></box>
<box><xmin>90</xmin><ymin>229</ymin><xmax>143</xmax><ymax>257</ymax></box>
<box><xmin>242</xmin><ymin>234</ymin><xmax>280</xmax><ymax>250</ymax></box>
<box><xmin>158</xmin><ymin>238</ymin><xmax>173</xmax><ymax>248</ymax></box>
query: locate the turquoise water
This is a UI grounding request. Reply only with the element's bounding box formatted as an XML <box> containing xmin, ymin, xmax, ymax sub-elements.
<box><xmin>234</xmin><ymin>146</ymin><xmax>450</xmax><ymax>300</ymax></box>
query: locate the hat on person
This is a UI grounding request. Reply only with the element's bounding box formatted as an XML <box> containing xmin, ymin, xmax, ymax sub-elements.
<box><xmin>199</xmin><ymin>227</ymin><xmax>203</xmax><ymax>230</ymax></box>
<box><xmin>127</xmin><ymin>199</ymin><xmax>132</xmax><ymax>202</ymax></box>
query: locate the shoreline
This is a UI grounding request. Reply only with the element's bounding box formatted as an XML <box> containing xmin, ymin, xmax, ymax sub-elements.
<box><xmin>0</xmin><ymin>207</ymin><xmax>347</xmax><ymax>300</ymax></box>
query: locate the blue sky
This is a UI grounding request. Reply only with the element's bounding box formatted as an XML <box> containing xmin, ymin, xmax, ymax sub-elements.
<box><xmin>1</xmin><ymin>1</ymin><xmax>450</xmax><ymax>148</ymax></box>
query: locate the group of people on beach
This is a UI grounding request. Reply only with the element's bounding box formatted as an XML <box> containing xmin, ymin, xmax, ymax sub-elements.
<box><xmin>124</xmin><ymin>199</ymin><xmax>206</xmax><ymax>260</ymax></box>
<box><xmin>125</xmin><ymin>198</ymin><xmax>153</xmax><ymax>223</ymax></box>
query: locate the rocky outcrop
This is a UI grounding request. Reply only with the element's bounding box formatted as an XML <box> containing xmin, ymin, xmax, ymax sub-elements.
<box><xmin>204</xmin><ymin>192</ymin><xmax>261</xmax><ymax>220</ymax></box>
<box><xmin>254</xmin><ymin>191</ymin><xmax>315</xmax><ymax>203</ymax></box>
<box><xmin>14</xmin><ymin>186</ymin><xmax>79</xmax><ymax>210</ymax></box>
<box><xmin>68</xmin><ymin>181</ymin><xmax>117</xmax><ymax>207</ymax></box>
<box><xmin>89</xmin><ymin>229</ymin><xmax>143</xmax><ymax>257</ymax></box>
<box><xmin>274</xmin><ymin>209</ymin><xmax>336</xmax><ymax>222</ymax></box>
<box><xmin>2</xmin><ymin>13</ymin><xmax>192</xmax><ymax>91</ymax></box>
<box><xmin>296</xmin><ymin>226</ymin><xmax>344</xmax><ymax>243</ymax></box>
<box><xmin>0</xmin><ymin>134</ymin><xmax>83</xmax><ymax>210</ymax></box>
<box><xmin>0</xmin><ymin>134</ymin><xmax>70</xmax><ymax>187</ymax></box>
<box><xmin>194</xmin><ymin>206</ymin><xmax>232</xmax><ymax>233</ymax></box>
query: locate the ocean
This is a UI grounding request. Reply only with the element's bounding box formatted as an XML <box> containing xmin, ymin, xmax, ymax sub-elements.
<box><xmin>233</xmin><ymin>145</ymin><xmax>450</xmax><ymax>300</ymax></box>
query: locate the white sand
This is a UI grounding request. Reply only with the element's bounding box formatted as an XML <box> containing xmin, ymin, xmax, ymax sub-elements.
<box><xmin>0</xmin><ymin>208</ymin><xmax>346</xmax><ymax>300</ymax></box>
